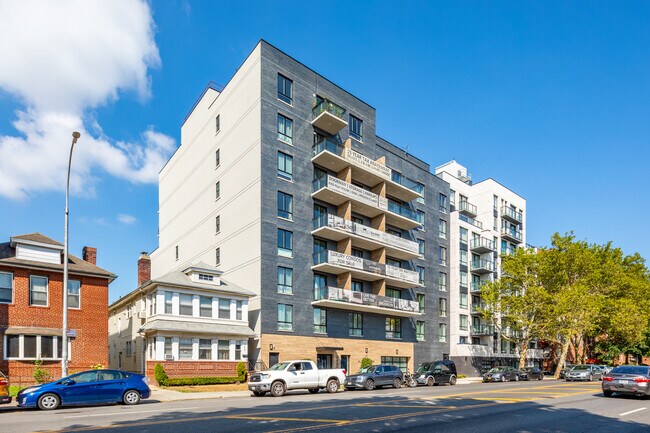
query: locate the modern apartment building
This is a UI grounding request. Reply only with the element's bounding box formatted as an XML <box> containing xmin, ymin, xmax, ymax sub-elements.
<box><xmin>150</xmin><ymin>40</ymin><xmax>451</xmax><ymax>373</ymax></box>
<box><xmin>435</xmin><ymin>161</ymin><xmax>541</xmax><ymax>375</ymax></box>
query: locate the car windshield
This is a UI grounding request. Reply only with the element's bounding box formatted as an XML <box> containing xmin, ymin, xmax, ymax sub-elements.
<box><xmin>521</xmin><ymin>368</ymin><xmax>533</xmax><ymax>372</ymax></box>
<box><xmin>488</xmin><ymin>368</ymin><xmax>504</xmax><ymax>373</ymax></box>
<box><xmin>269</xmin><ymin>362</ymin><xmax>291</xmax><ymax>371</ymax></box>
<box><xmin>357</xmin><ymin>366</ymin><xmax>376</xmax><ymax>374</ymax></box>
<box><xmin>611</xmin><ymin>366</ymin><xmax>649</xmax><ymax>375</ymax></box>
<box><xmin>416</xmin><ymin>363</ymin><xmax>431</xmax><ymax>373</ymax></box>
<box><xmin>571</xmin><ymin>365</ymin><xmax>590</xmax><ymax>371</ymax></box>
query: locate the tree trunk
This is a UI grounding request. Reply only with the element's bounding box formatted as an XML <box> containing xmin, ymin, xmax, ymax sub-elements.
<box><xmin>518</xmin><ymin>340</ymin><xmax>530</xmax><ymax>369</ymax></box>
<box><xmin>554</xmin><ymin>339</ymin><xmax>571</xmax><ymax>379</ymax></box>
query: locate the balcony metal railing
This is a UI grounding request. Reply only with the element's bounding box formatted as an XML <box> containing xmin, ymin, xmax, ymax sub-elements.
<box><xmin>501</xmin><ymin>206</ymin><xmax>523</xmax><ymax>223</ymax></box>
<box><xmin>501</xmin><ymin>228</ymin><xmax>523</xmax><ymax>243</ymax></box>
<box><xmin>470</xmin><ymin>325</ymin><xmax>495</xmax><ymax>335</ymax></box>
<box><xmin>312</xmin><ymin>214</ymin><xmax>419</xmax><ymax>255</ymax></box>
<box><xmin>391</xmin><ymin>172</ymin><xmax>424</xmax><ymax>196</ymax></box>
<box><xmin>459</xmin><ymin>214</ymin><xmax>483</xmax><ymax>229</ymax></box>
<box><xmin>387</xmin><ymin>200</ymin><xmax>423</xmax><ymax>224</ymax></box>
<box><xmin>471</xmin><ymin>259</ymin><xmax>495</xmax><ymax>273</ymax></box>
<box><xmin>312</xmin><ymin>250</ymin><xmax>420</xmax><ymax>285</ymax></box>
<box><xmin>458</xmin><ymin>200</ymin><xmax>477</xmax><ymax>216</ymax></box>
<box><xmin>470</xmin><ymin>237</ymin><xmax>495</xmax><ymax>252</ymax></box>
<box><xmin>312</xmin><ymin>98</ymin><xmax>346</xmax><ymax>120</ymax></box>
<box><xmin>313</xmin><ymin>286</ymin><xmax>420</xmax><ymax>314</ymax></box>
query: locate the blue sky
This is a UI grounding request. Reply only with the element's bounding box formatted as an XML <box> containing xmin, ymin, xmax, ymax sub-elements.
<box><xmin>1</xmin><ymin>1</ymin><xmax>649</xmax><ymax>302</ymax></box>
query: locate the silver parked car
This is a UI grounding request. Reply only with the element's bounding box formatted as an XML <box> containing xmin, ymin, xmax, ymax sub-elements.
<box><xmin>602</xmin><ymin>365</ymin><xmax>650</xmax><ymax>398</ymax></box>
<box><xmin>565</xmin><ymin>364</ymin><xmax>603</xmax><ymax>381</ymax></box>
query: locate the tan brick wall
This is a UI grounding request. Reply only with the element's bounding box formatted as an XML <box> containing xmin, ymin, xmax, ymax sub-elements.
<box><xmin>0</xmin><ymin>265</ymin><xmax>109</xmax><ymax>386</ymax></box>
<box><xmin>146</xmin><ymin>360</ymin><xmax>244</xmax><ymax>384</ymax></box>
<box><xmin>260</xmin><ymin>334</ymin><xmax>415</xmax><ymax>372</ymax></box>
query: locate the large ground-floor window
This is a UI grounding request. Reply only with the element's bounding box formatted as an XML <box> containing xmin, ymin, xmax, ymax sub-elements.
<box><xmin>3</xmin><ymin>334</ymin><xmax>67</xmax><ymax>360</ymax></box>
<box><xmin>147</xmin><ymin>335</ymin><xmax>247</xmax><ymax>362</ymax></box>
<box><xmin>381</xmin><ymin>356</ymin><xmax>409</xmax><ymax>372</ymax></box>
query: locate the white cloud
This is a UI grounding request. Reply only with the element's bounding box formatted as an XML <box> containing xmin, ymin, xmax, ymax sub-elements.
<box><xmin>117</xmin><ymin>214</ymin><xmax>137</xmax><ymax>225</ymax></box>
<box><xmin>0</xmin><ymin>0</ymin><xmax>174</xmax><ymax>200</ymax></box>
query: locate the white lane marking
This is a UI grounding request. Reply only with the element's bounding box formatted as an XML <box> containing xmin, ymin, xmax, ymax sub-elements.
<box><xmin>619</xmin><ymin>407</ymin><xmax>647</xmax><ymax>417</ymax></box>
<box><xmin>63</xmin><ymin>406</ymin><xmax>198</xmax><ymax>419</ymax></box>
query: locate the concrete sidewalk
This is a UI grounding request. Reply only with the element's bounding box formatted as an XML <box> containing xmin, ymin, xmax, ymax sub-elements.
<box><xmin>151</xmin><ymin>388</ymin><xmax>250</xmax><ymax>402</ymax></box>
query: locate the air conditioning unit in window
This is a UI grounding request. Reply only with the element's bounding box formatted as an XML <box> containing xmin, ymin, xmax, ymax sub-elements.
<box><xmin>165</xmin><ymin>354</ymin><xmax>174</xmax><ymax>361</ymax></box>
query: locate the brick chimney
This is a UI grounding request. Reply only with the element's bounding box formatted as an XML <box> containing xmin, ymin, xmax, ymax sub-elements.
<box><xmin>138</xmin><ymin>252</ymin><xmax>151</xmax><ymax>287</ymax></box>
<box><xmin>82</xmin><ymin>246</ymin><xmax>97</xmax><ymax>265</ymax></box>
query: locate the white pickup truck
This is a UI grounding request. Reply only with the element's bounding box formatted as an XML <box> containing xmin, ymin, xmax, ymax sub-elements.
<box><xmin>248</xmin><ymin>360</ymin><xmax>346</xmax><ymax>397</ymax></box>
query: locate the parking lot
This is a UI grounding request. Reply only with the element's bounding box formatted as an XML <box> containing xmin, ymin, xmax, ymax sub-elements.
<box><xmin>1</xmin><ymin>379</ymin><xmax>648</xmax><ymax>433</ymax></box>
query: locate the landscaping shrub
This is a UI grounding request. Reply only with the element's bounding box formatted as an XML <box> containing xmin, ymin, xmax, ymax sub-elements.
<box><xmin>360</xmin><ymin>357</ymin><xmax>373</xmax><ymax>369</ymax></box>
<box><xmin>154</xmin><ymin>363</ymin><xmax>246</xmax><ymax>387</ymax></box>
<box><xmin>154</xmin><ymin>363</ymin><xmax>169</xmax><ymax>386</ymax></box>
<box><xmin>33</xmin><ymin>359</ymin><xmax>51</xmax><ymax>384</ymax></box>
<box><xmin>236</xmin><ymin>362</ymin><xmax>247</xmax><ymax>382</ymax></box>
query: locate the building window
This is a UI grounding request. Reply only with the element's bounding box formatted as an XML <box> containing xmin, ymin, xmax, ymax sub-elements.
<box><xmin>460</xmin><ymin>227</ymin><xmax>468</xmax><ymax>243</ymax></box>
<box><xmin>439</xmin><ymin>272</ymin><xmax>447</xmax><ymax>291</ymax></box>
<box><xmin>215</xmin><ymin>148</ymin><xmax>220</xmax><ymax>167</ymax></box>
<box><xmin>178</xmin><ymin>338</ymin><xmax>193</xmax><ymax>360</ymax></box>
<box><xmin>218</xmin><ymin>340</ymin><xmax>230</xmax><ymax>360</ymax></box>
<box><xmin>438</xmin><ymin>324</ymin><xmax>447</xmax><ymax>342</ymax></box>
<box><xmin>277</xmin><ymin>229</ymin><xmax>293</xmax><ymax>257</ymax></box>
<box><xmin>439</xmin><ymin>298</ymin><xmax>447</xmax><ymax>317</ymax></box>
<box><xmin>6</xmin><ymin>335</ymin><xmax>19</xmax><ymax>358</ymax></box>
<box><xmin>460</xmin><ymin>292</ymin><xmax>468</xmax><ymax>309</ymax></box>
<box><xmin>278</xmin><ymin>304</ymin><xmax>293</xmax><ymax>331</ymax></box>
<box><xmin>215</xmin><ymin>181</ymin><xmax>220</xmax><ymax>200</ymax></box>
<box><xmin>313</xmin><ymin>308</ymin><xmax>327</xmax><ymax>333</ymax></box>
<box><xmin>381</xmin><ymin>356</ymin><xmax>408</xmax><ymax>372</ymax></box>
<box><xmin>235</xmin><ymin>341</ymin><xmax>242</xmax><ymax>359</ymax></box>
<box><xmin>417</xmin><ymin>210</ymin><xmax>425</xmax><ymax>229</ymax></box>
<box><xmin>460</xmin><ymin>250</ymin><xmax>468</xmax><ymax>266</ymax></box>
<box><xmin>67</xmin><ymin>280</ymin><xmax>81</xmax><ymax>309</ymax></box>
<box><xmin>164</xmin><ymin>338</ymin><xmax>172</xmax><ymax>359</ymax></box>
<box><xmin>349</xmin><ymin>115</ymin><xmax>363</xmax><ymax>141</ymax></box>
<box><xmin>277</xmin><ymin>191</ymin><xmax>293</xmax><ymax>220</ymax></box>
<box><xmin>236</xmin><ymin>300</ymin><xmax>243</xmax><ymax>320</ymax></box>
<box><xmin>215</xmin><ymin>114</ymin><xmax>220</xmax><ymax>134</ymax></box>
<box><xmin>199</xmin><ymin>296</ymin><xmax>212</xmax><ymax>318</ymax></box>
<box><xmin>175</xmin><ymin>245</ymin><xmax>179</xmax><ymax>261</ymax></box>
<box><xmin>197</xmin><ymin>339</ymin><xmax>211</xmax><ymax>360</ymax></box>
<box><xmin>416</xmin><ymin>321</ymin><xmax>425</xmax><ymax>341</ymax></box>
<box><xmin>215</xmin><ymin>215</ymin><xmax>221</xmax><ymax>234</ymax></box>
<box><xmin>449</xmin><ymin>190</ymin><xmax>456</xmax><ymax>206</ymax></box>
<box><xmin>493</xmin><ymin>195</ymin><xmax>498</xmax><ymax>210</ymax></box>
<box><xmin>417</xmin><ymin>239</ymin><xmax>425</xmax><ymax>257</ymax></box>
<box><xmin>29</xmin><ymin>275</ymin><xmax>48</xmax><ymax>306</ymax></box>
<box><xmin>215</xmin><ymin>247</ymin><xmax>221</xmax><ymax>266</ymax></box>
<box><xmin>417</xmin><ymin>293</ymin><xmax>425</xmax><ymax>313</ymax></box>
<box><xmin>460</xmin><ymin>270</ymin><xmax>468</xmax><ymax>287</ymax></box>
<box><xmin>277</xmin><ymin>151</ymin><xmax>293</xmax><ymax>180</ymax></box>
<box><xmin>459</xmin><ymin>336</ymin><xmax>468</xmax><ymax>344</ymax></box>
<box><xmin>439</xmin><ymin>193</ymin><xmax>447</xmax><ymax>212</ymax></box>
<box><xmin>351</xmin><ymin>280</ymin><xmax>363</xmax><ymax>292</ymax></box>
<box><xmin>352</xmin><ymin>248</ymin><xmax>364</xmax><ymax>259</ymax></box>
<box><xmin>385</xmin><ymin>317</ymin><xmax>401</xmax><ymax>339</ymax></box>
<box><xmin>219</xmin><ymin>299</ymin><xmax>231</xmax><ymax>319</ymax></box>
<box><xmin>277</xmin><ymin>266</ymin><xmax>293</xmax><ymax>294</ymax></box>
<box><xmin>460</xmin><ymin>314</ymin><xmax>469</xmax><ymax>330</ymax></box>
<box><xmin>0</xmin><ymin>272</ymin><xmax>13</xmax><ymax>304</ymax></box>
<box><xmin>277</xmin><ymin>113</ymin><xmax>293</xmax><ymax>144</ymax></box>
<box><xmin>386</xmin><ymin>288</ymin><xmax>401</xmax><ymax>299</ymax></box>
<box><xmin>165</xmin><ymin>291</ymin><xmax>173</xmax><ymax>314</ymax></box>
<box><xmin>5</xmin><ymin>335</ymin><xmax>64</xmax><ymax>360</ymax></box>
<box><xmin>277</xmin><ymin>74</ymin><xmax>292</xmax><ymax>104</ymax></box>
<box><xmin>349</xmin><ymin>313</ymin><xmax>363</xmax><ymax>336</ymax></box>
<box><xmin>314</xmin><ymin>274</ymin><xmax>327</xmax><ymax>300</ymax></box>
<box><xmin>438</xmin><ymin>219</ymin><xmax>447</xmax><ymax>239</ymax></box>
<box><xmin>438</xmin><ymin>246</ymin><xmax>447</xmax><ymax>266</ymax></box>
<box><xmin>417</xmin><ymin>266</ymin><xmax>425</xmax><ymax>286</ymax></box>
<box><xmin>179</xmin><ymin>294</ymin><xmax>193</xmax><ymax>316</ymax></box>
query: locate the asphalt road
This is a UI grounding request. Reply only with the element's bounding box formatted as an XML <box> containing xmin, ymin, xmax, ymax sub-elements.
<box><xmin>1</xmin><ymin>380</ymin><xmax>648</xmax><ymax>433</ymax></box>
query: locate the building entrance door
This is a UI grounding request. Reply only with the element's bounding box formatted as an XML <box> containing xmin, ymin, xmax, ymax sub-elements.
<box><xmin>269</xmin><ymin>352</ymin><xmax>279</xmax><ymax>368</ymax></box>
<box><xmin>340</xmin><ymin>355</ymin><xmax>350</xmax><ymax>373</ymax></box>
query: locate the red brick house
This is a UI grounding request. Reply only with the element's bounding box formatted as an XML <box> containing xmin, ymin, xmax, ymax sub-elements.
<box><xmin>0</xmin><ymin>233</ymin><xmax>116</xmax><ymax>385</ymax></box>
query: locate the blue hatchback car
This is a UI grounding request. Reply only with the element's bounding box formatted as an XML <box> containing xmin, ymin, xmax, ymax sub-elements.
<box><xmin>17</xmin><ymin>369</ymin><xmax>150</xmax><ymax>410</ymax></box>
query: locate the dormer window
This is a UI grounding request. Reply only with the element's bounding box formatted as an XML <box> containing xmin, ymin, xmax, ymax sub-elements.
<box><xmin>198</xmin><ymin>274</ymin><xmax>214</xmax><ymax>282</ymax></box>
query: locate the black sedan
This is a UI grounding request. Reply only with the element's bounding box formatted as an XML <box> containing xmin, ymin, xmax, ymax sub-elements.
<box><xmin>518</xmin><ymin>367</ymin><xmax>544</xmax><ymax>381</ymax></box>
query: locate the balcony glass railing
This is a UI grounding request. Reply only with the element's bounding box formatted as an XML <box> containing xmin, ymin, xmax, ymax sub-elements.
<box><xmin>459</xmin><ymin>214</ymin><xmax>483</xmax><ymax>229</ymax></box>
<box><xmin>312</xmin><ymin>137</ymin><xmax>345</xmax><ymax>157</ymax></box>
<box><xmin>501</xmin><ymin>206</ymin><xmax>523</xmax><ymax>223</ymax></box>
<box><xmin>313</xmin><ymin>286</ymin><xmax>420</xmax><ymax>314</ymax></box>
<box><xmin>312</xmin><ymin>98</ymin><xmax>346</xmax><ymax>120</ymax></box>
<box><xmin>391</xmin><ymin>172</ymin><xmax>424</xmax><ymax>196</ymax></box>
<box><xmin>470</xmin><ymin>237</ymin><xmax>495</xmax><ymax>251</ymax></box>
<box><xmin>388</xmin><ymin>200</ymin><xmax>423</xmax><ymax>223</ymax></box>
<box><xmin>470</xmin><ymin>282</ymin><xmax>483</xmax><ymax>293</ymax></box>
<box><xmin>471</xmin><ymin>325</ymin><xmax>495</xmax><ymax>335</ymax></box>
<box><xmin>501</xmin><ymin>228</ymin><xmax>523</xmax><ymax>242</ymax></box>
<box><xmin>471</xmin><ymin>303</ymin><xmax>486</xmax><ymax>313</ymax></box>
<box><xmin>501</xmin><ymin>246</ymin><xmax>517</xmax><ymax>256</ymax></box>
<box><xmin>458</xmin><ymin>201</ymin><xmax>477</xmax><ymax>215</ymax></box>
<box><xmin>312</xmin><ymin>214</ymin><xmax>419</xmax><ymax>255</ymax></box>
<box><xmin>471</xmin><ymin>259</ymin><xmax>495</xmax><ymax>272</ymax></box>
<box><xmin>312</xmin><ymin>175</ymin><xmax>387</xmax><ymax>210</ymax></box>
<box><xmin>312</xmin><ymin>250</ymin><xmax>420</xmax><ymax>285</ymax></box>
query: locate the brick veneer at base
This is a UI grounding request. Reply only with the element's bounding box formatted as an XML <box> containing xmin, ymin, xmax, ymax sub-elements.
<box><xmin>146</xmin><ymin>361</ymin><xmax>243</xmax><ymax>384</ymax></box>
<box><xmin>4</xmin><ymin>361</ymin><xmax>100</xmax><ymax>387</ymax></box>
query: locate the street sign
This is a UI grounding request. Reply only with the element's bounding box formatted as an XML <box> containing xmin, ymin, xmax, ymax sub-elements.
<box><xmin>66</xmin><ymin>329</ymin><xmax>77</xmax><ymax>338</ymax></box>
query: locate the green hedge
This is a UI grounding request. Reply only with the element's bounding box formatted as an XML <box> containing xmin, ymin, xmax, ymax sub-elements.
<box><xmin>154</xmin><ymin>362</ymin><xmax>246</xmax><ymax>387</ymax></box>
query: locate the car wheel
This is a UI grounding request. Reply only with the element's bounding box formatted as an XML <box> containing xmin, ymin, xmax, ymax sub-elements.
<box><xmin>603</xmin><ymin>390</ymin><xmax>613</xmax><ymax>397</ymax></box>
<box><xmin>514</xmin><ymin>375</ymin><xmax>519</xmax><ymax>382</ymax></box>
<box><xmin>252</xmin><ymin>391</ymin><xmax>266</xmax><ymax>397</ymax></box>
<box><xmin>308</xmin><ymin>388</ymin><xmax>319</xmax><ymax>394</ymax></box>
<box><xmin>588</xmin><ymin>374</ymin><xmax>593</xmax><ymax>382</ymax></box>
<box><xmin>364</xmin><ymin>379</ymin><xmax>375</xmax><ymax>391</ymax></box>
<box><xmin>123</xmin><ymin>390</ymin><xmax>141</xmax><ymax>405</ymax></box>
<box><xmin>38</xmin><ymin>393</ymin><xmax>60</xmax><ymax>410</ymax></box>
<box><xmin>271</xmin><ymin>381</ymin><xmax>286</xmax><ymax>397</ymax></box>
<box><xmin>427</xmin><ymin>376</ymin><xmax>435</xmax><ymax>386</ymax></box>
<box><xmin>326</xmin><ymin>379</ymin><xmax>339</xmax><ymax>394</ymax></box>
<box><xmin>539</xmin><ymin>375</ymin><xmax>543</xmax><ymax>381</ymax></box>
<box><xmin>501</xmin><ymin>376</ymin><xmax>506</xmax><ymax>382</ymax></box>
<box><xmin>393</xmin><ymin>378</ymin><xmax>402</xmax><ymax>389</ymax></box>
<box><xmin>449</xmin><ymin>375</ymin><xmax>457</xmax><ymax>386</ymax></box>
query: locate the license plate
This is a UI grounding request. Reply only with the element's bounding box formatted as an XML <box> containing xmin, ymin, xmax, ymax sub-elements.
<box><xmin>617</xmin><ymin>380</ymin><xmax>628</xmax><ymax>384</ymax></box>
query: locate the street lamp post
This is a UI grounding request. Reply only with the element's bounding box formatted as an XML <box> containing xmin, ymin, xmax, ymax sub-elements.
<box><xmin>62</xmin><ymin>131</ymin><xmax>81</xmax><ymax>378</ymax></box>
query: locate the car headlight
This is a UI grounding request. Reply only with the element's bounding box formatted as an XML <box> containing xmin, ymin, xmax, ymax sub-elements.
<box><xmin>579</xmin><ymin>373</ymin><xmax>586</xmax><ymax>376</ymax></box>
<box><xmin>21</xmin><ymin>387</ymin><xmax>40</xmax><ymax>395</ymax></box>
<box><xmin>356</xmin><ymin>376</ymin><xmax>364</xmax><ymax>382</ymax></box>
<box><xmin>259</xmin><ymin>374</ymin><xmax>270</xmax><ymax>380</ymax></box>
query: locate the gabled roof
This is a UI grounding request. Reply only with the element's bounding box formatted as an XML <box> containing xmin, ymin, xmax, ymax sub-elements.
<box><xmin>11</xmin><ymin>232</ymin><xmax>63</xmax><ymax>248</ymax></box>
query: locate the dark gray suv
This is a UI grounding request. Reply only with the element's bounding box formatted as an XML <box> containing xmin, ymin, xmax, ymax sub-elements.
<box><xmin>414</xmin><ymin>360</ymin><xmax>458</xmax><ymax>386</ymax></box>
<box><xmin>345</xmin><ymin>364</ymin><xmax>404</xmax><ymax>390</ymax></box>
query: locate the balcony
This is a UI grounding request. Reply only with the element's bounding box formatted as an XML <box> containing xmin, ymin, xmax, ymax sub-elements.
<box><xmin>501</xmin><ymin>206</ymin><xmax>523</xmax><ymax>224</ymax></box>
<box><xmin>471</xmin><ymin>259</ymin><xmax>495</xmax><ymax>274</ymax></box>
<box><xmin>470</xmin><ymin>324</ymin><xmax>495</xmax><ymax>336</ymax></box>
<box><xmin>470</xmin><ymin>237</ymin><xmax>495</xmax><ymax>254</ymax></box>
<box><xmin>458</xmin><ymin>200</ymin><xmax>477</xmax><ymax>217</ymax></box>
<box><xmin>311</xmin><ymin>139</ymin><xmax>421</xmax><ymax>202</ymax></box>
<box><xmin>459</xmin><ymin>213</ymin><xmax>483</xmax><ymax>229</ymax></box>
<box><xmin>386</xmin><ymin>200</ymin><xmax>423</xmax><ymax>230</ymax></box>
<box><xmin>501</xmin><ymin>228</ymin><xmax>523</xmax><ymax>244</ymax></box>
<box><xmin>471</xmin><ymin>302</ymin><xmax>487</xmax><ymax>315</ymax></box>
<box><xmin>470</xmin><ymin>281</ymin><xmax>483</xmax><ymax>293</ymax></box>
<box><xmin>312</xmin><ymin>287</ymin><xmax>421</xmax><ymax>318</ymax></box>
<box><xmin>311</xmin><ymin>98</ymin><xmax>347</xmax><ymax>135</ymax></box>
<box><xmin>312</xmin><ymin>214</ymin><xmax>420</xmax><ymax>260</ymax></box>
<box><xmin>312</xmin><ymin>250</ymin><xmax>421</xmax><ymax>288</ymax></box>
